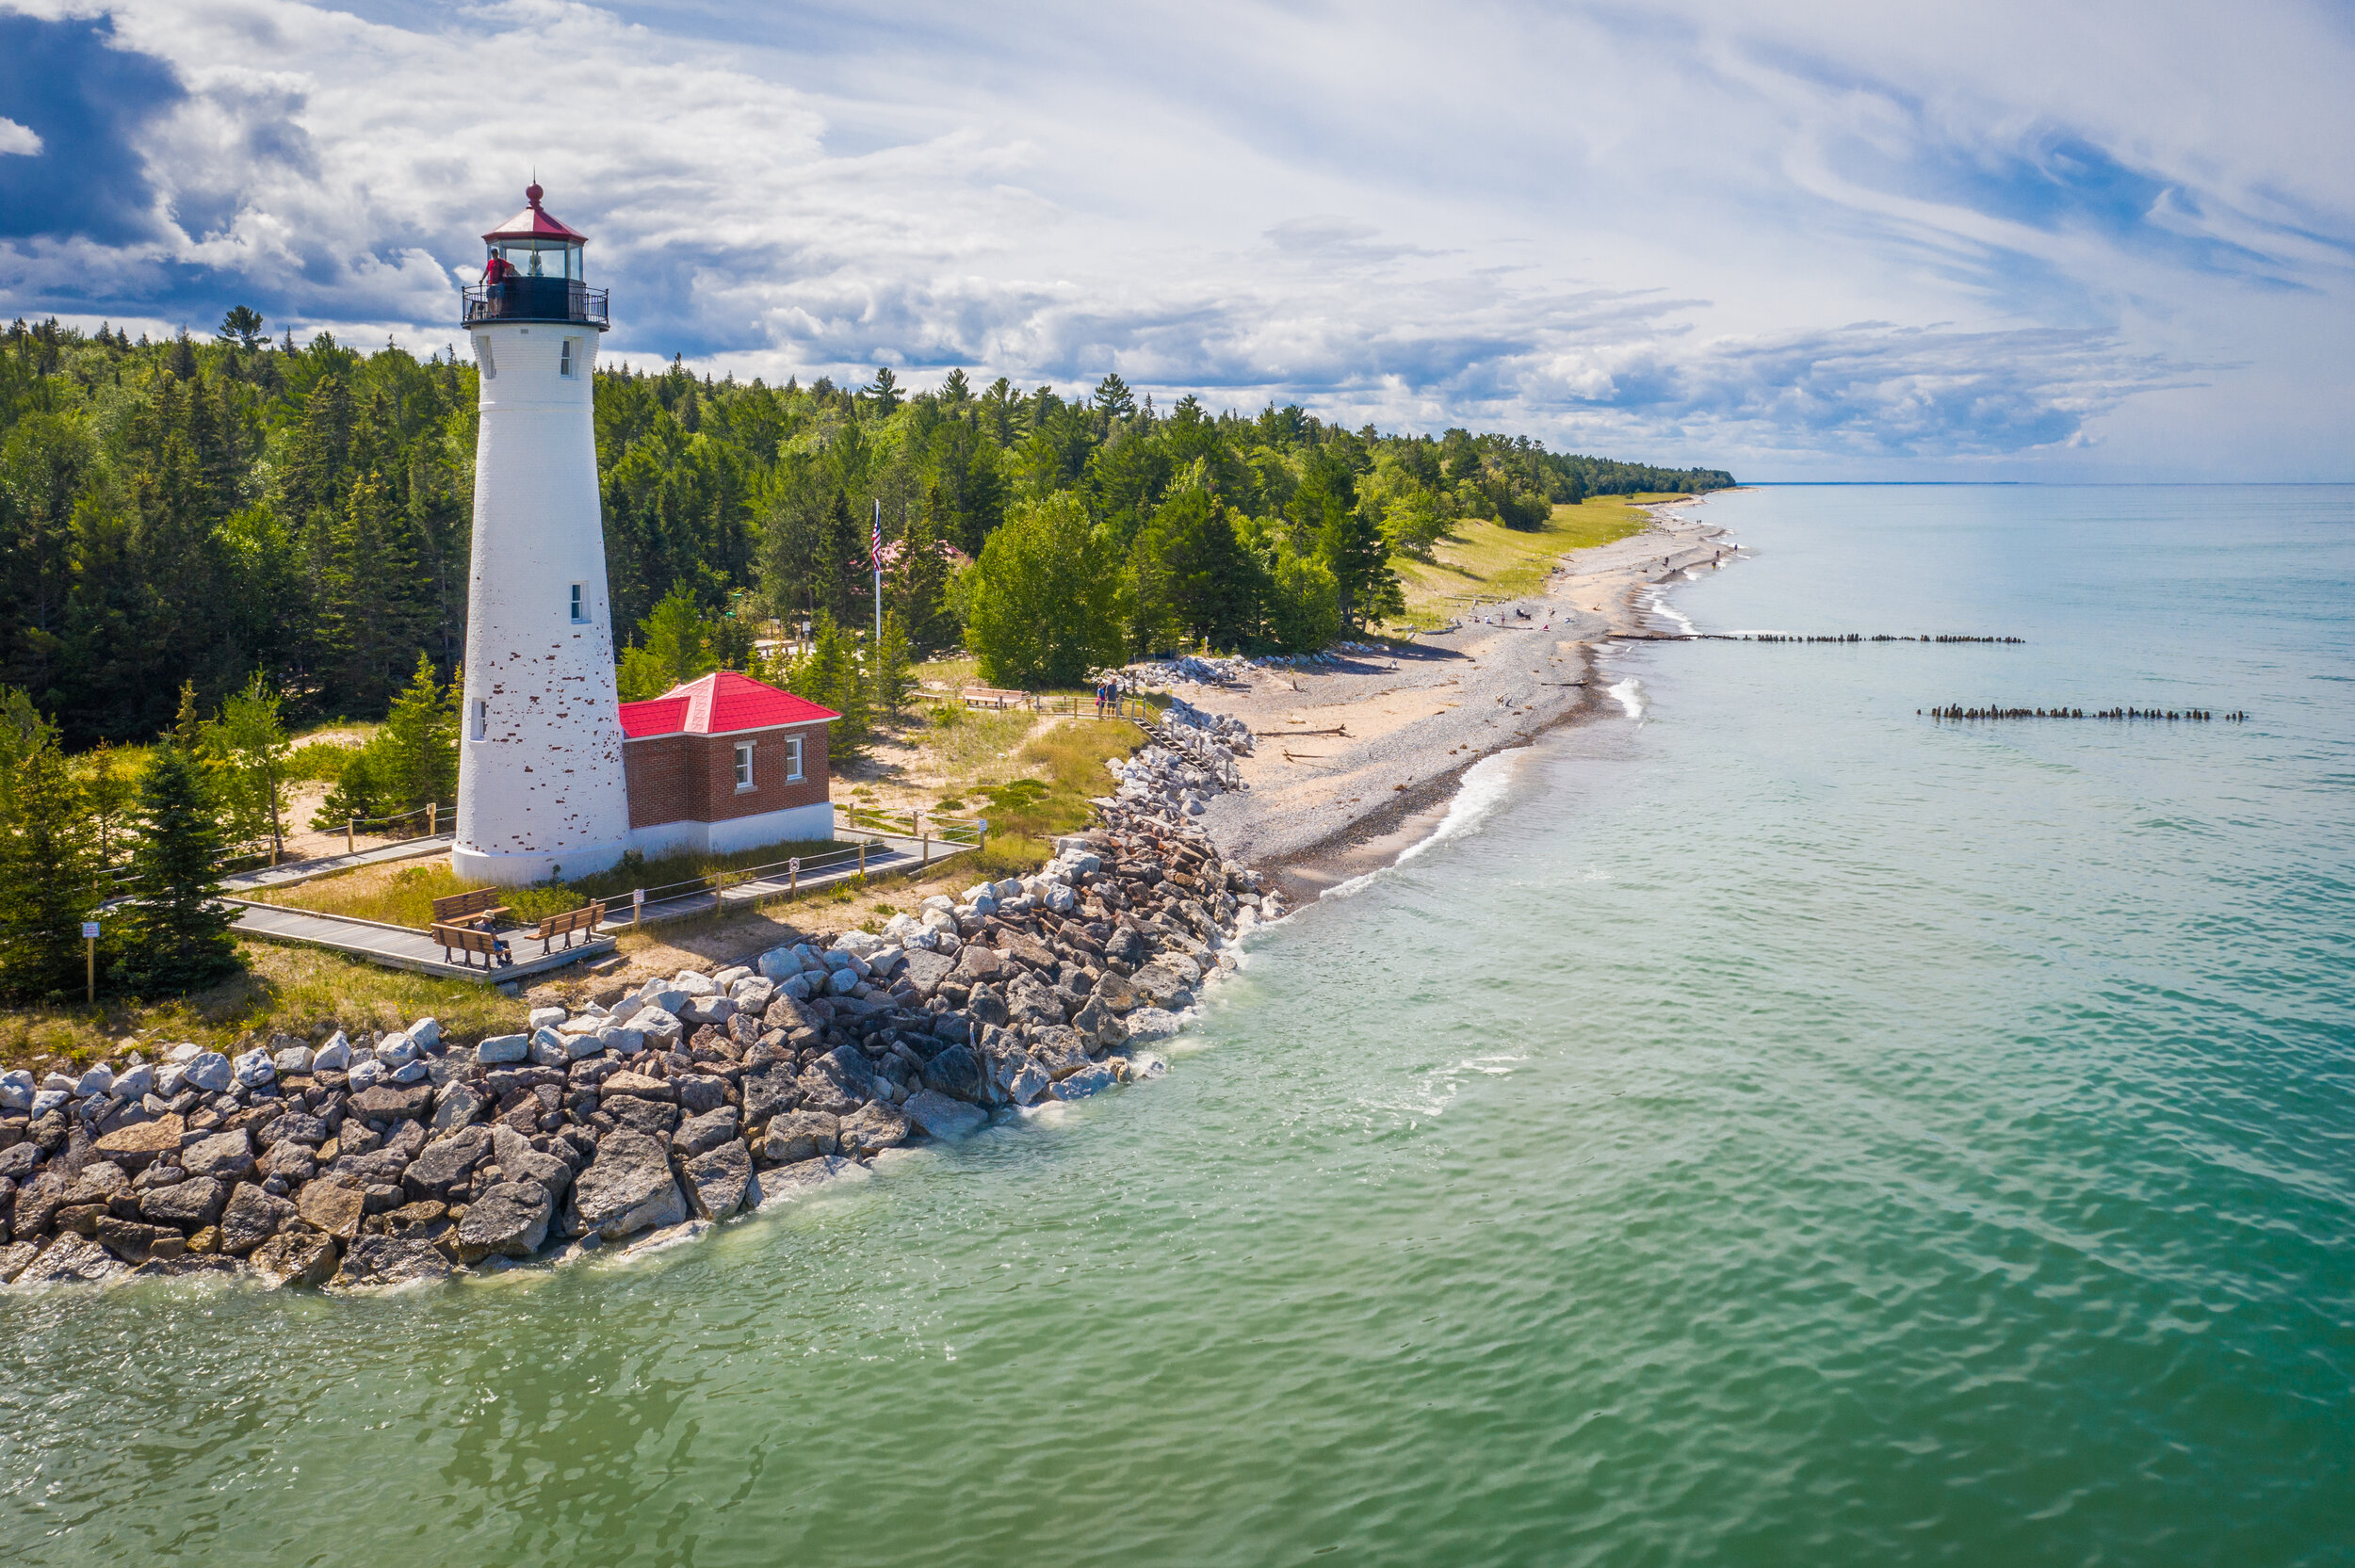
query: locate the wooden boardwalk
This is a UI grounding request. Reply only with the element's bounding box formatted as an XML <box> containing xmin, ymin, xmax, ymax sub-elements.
<box><xmin>229</xmin><ymin>900</ymin><xmax>612</xmax><ymax>983</ymax></box>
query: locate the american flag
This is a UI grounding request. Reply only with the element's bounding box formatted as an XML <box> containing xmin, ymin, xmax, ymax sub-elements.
<box><xmin>870</xmin><ymin>505</ymin><xmax>883</xmax><ymax>571</ymax></box>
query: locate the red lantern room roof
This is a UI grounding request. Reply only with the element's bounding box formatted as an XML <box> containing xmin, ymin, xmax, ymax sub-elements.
<box><xmin>482</xmin><ymin>182</ymin><xmax>587</xmax><ymax>244</ymax></box>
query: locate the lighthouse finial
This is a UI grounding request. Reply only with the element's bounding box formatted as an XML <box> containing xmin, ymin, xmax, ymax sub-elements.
<box><xmin>527</xmin><ymin>172</ymin><xmax>543</xmax><ymax>206</ymax></box>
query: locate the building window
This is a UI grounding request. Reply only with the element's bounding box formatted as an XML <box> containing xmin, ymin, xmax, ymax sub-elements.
<box><xmin>785</xmin><ymin>736</ymin><xmax>804</xmax><ymax>782</ymax></box>
<box><xmin>569</xmin><ymin>583</ymin><xmax>588</xmax><ymax>623</ymax></box>
<box><xmin>474</xmin><ymin>335</ymin><xmax>496</xmax><ymax>380</ymax></box>
<box><xmin>733</xmin><ymin>740</ymin><xmax>755</xmax><ymax>790</ymax></box>
<box><xmin>560</xmin><ymin>338</ymin><xmax>576</xmax><ymax>378</ymax></box>
<box><xmin>470</xmin><ymin>699</ymin><xmax>487</xmax><ymax>741</ymax></box>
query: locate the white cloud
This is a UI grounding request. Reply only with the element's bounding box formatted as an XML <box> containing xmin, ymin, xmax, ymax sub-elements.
<box><xmin>1</xmin><ymin>0</ymin><xmax>2347</xmax><ymax>477</ymax></box>
<box><xmin>0</xmin><ymin>116</ymin><xmax>41</xmax><ymax>155</ymax></box>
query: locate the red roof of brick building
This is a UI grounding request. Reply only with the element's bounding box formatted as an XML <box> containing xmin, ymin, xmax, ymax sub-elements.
<box><xmin>618</xmin><ymin>671</ymin><xmax>840</xmax><ymax>739</ymax></box>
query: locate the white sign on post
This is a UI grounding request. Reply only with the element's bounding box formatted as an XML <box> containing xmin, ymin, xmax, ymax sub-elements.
<box><xmin>632</xmin><ymin>887</ymin><xmax>644</xmax><ymax>907</ymax></box>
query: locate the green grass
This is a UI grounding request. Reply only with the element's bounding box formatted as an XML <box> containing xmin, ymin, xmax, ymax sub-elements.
<box><xmin>253</xmin><ymin>838</ymin><xmax>862</xmax><ymax>929</ymax></box>
<box><xmin>1391</xmin><ymin>492</ymin><xmax>1677</xmax><ymax>629</ymax></box>
<box><xmin>965</xmin><ymin>716</ymin><xmax>1145</xmax><ymax>879</ymax></box>
<box><xmin>0</xmin><ymin>941</ymin><xmax>525</xmax><ymax>1073</ymax></box>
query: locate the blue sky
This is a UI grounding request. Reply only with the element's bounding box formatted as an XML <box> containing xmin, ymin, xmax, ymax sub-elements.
<box><xmin>2</xmin><ymin>0</ymin><xmax>2349</xmax><ymax>479</ymax></box>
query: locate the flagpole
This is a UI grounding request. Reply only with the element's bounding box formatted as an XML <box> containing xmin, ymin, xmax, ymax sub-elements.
<box><xmin>872</xmin><ymin>497</ymin><xmax>883</xmax><ymax>643</ymax></box>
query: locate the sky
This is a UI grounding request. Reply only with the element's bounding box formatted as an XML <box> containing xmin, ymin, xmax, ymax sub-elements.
<box><xmin>1</xmin><ymin>0</ymin><xmax>2349</xmax><ymax>481</ymax></box>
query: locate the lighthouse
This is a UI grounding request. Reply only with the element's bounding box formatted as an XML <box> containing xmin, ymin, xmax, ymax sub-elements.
<box><xmin>450</xmin><ymin>184</ymin><xmax>631</xmax><ymax>885</ymax></box>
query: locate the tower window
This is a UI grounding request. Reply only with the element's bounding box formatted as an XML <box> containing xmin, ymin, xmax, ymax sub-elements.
<box><xmin>785</xmin><ymin>736</ymin><xmax>804</xmax><ymax>782</ymax></box>
<box><xmin>470</xmin><ymin>699</ymin><xmax>487</xmax><ymax>740</ymax></box>
<box><xmin>569</xmin><ymin>583</ymin><xmax>588</xmax><ymax>623</ymax></box>
<box><xmin>733</xmin><ymin>741</ymin><xmax>755</xmax><ymax>790</ymax></box>
<box><xmin>475</xmin><ymin>335</ymin><xmax>496</xmax><ymax>380</ymax></box>
<box><xmin>560</xmin><ymin>339</ymin><xmax>575</xmax><ymax>378</ymax></box>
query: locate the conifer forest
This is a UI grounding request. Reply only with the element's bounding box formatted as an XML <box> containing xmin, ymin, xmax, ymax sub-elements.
<box><xmin>1</xmin><ymin>314</ymin><xmax>1734</xmax><ymax>749</ymax></box>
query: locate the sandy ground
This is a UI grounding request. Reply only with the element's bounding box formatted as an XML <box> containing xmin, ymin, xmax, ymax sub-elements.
<box><xmin>1195</xmin><ymin>497</ymin><xmax>1739</xmax><ymax>893</ymax></box>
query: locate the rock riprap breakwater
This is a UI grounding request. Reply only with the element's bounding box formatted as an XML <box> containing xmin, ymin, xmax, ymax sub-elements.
<box><xmin>0</xmin><ymin>716</ymin><xmax>1277</xmax><ymax>1294</ymax></box>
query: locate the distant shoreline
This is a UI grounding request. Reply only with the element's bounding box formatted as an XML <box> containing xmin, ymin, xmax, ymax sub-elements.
<box><xmin>1186</xmin><ymin>497</ymin><xmax>1737</xmax><ymax>896</ymax></box>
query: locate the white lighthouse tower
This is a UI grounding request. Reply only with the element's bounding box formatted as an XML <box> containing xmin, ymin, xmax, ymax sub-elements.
<box><xmin>450</xmin><ymin>184</ymin><xmax>631</xmax><ymax>886</ymax></box>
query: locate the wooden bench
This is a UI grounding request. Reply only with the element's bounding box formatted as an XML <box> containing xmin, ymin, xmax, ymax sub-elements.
<box><xmin>431</xmin><ymin>923</ymin><xmax>506</xmax><ymax>969</ymax></box>
<box><xmin>960</xmin><ymin>686</ymin><xmax>1031</xmax><ymax>711</ymax></box>
<box><xmin>431</xmin><ymin>889</ymin><xmax>512</xmax><ymax>930</ymax></box>
<box><xmin>528</xmin><ymin>901</ymin><xmax>606</xmax><ymax>954</ymax></box>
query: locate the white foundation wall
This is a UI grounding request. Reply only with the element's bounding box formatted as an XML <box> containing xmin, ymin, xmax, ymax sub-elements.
<box><xmin>453</xmin><ymin>321</ymin><xmax>633</xmax><ymax>886</ymax></box>
<box><xmin>626</xmin><ymin>801</ymin><xmax>836</xmax><ymax>863</ymax></box>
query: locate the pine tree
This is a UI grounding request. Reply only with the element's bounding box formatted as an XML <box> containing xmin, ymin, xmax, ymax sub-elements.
<box><xmin>81</xmin><ymin>739</ymin><xmax>138</xmax><ymax>865</ymax></box>
<box><xmin>769</xmin><ymin>611</ymin><xmax>871</xmax><ymax>763</ymax></box>
<box><xmin>889</xmin><ymin>506</ymin><xmax>956</xmax><ymax>652</ymax></box>
<box><xmin>1319</xmin><ymin>495</ymin><xmax>1401</xmax><ymax>633</ymax></box>
<box><xmin>110</xmin><ymin>745</ymin><xmax>241</xmax><ymax>996</ymax></box>
<box><xmin>869</xmin><ymin>614</ymin><xmax>915</xmax><ymax>720</ymax></box>
<box><xmin>378</xmin><ymin>652</ymin><xmax>457</xmax><ymax>813</ymax></box>
<box><xmin>206</xmin><ymin>671</ymin><xmax>291</xmax><ymax>857</ymax></box>
<box><xmin>0</xmin><ymin>733</ymin><xmax>101</xmax><ymax>1001</ymax></box>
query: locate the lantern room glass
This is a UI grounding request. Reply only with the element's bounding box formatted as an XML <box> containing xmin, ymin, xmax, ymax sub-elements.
<box><xmin>488</xmin><ymin>238</ymin><xmax>582</xmax><ymax>281</ymax></box>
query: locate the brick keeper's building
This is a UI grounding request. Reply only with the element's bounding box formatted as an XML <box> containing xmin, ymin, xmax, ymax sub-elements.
<box><xmin>617</xmin><ymin>671</ymin><xmax>840</xmax><ymax>858</ymax></box>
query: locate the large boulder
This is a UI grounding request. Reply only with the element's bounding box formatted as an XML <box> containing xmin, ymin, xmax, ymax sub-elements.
<box><xmin>477</xmin><ymin>1034</ymin><xmax>529</xmax><ymax>1066</ymax></box>
<box><xmin>1050</xmin><ymin>1062</ymin><xmax>1120</xmax><ymax>1101</ymax></box>
<box><xmin>139</xmin><ymin>1176</ymin><xmax>228</xmax><ymax>1230</ymax></box>
<box><xmin>572</xmin><ymin>1130</ymin><xmax>688</xmax><ymax>1240</ymax></box>
<box><xmin>1121</xmin><ymin>1006</ymin><xmax>1181</xmax><ymax>1042</ymax></box>
<box><xmin>599</xmin><ymin>1071</ymin><xmax>674</xmax><ymax>1102</ymax></box>
<box><xmin>795</xmin><ymin>1047</ymin><xmax>874</xmax><ymax>1117</ymax></box>
<box><xmin>670</xmin><ymin>1107</ymin><xmax>739</xmax><ymax>1159</ymax></box>
<box><xmin>1029</xmin><ymin>1027</ymin><xmax>1093</xmax><ymax>1082</ymax></box>
<box><xmin>899</xmin><ymin>948</ymin><xmax>955</xmax><ymax>999</ymax></box>
<box><xmin>249</xmin><ymin>1230</ymin><xmax>339</xmax><ymax>1288</ymax></box>
<box><xmin>93</xmin><ymin>1114</ymin><xmax>184</xmax><ymax>1171</ymax></box>
<box><xmin>950</xmin><ymin>945</ymin><xmax>1005</xmax><ymax>985</ymax></box>
<box><xmin>1003</xmin><ymin>971</ymin><xmax>1067</xmax><ymax>1028</ymax></box>
<box><xmin>454</xmin><ymin>1182</ymin><xmax>553</xmax><ymax>1262</ymax></box>
<box><xmin>489</xmin><ymin>1126</ymin><xmax>575</xmax><ymax>1201</ymax></box>
<box><xmin>674</xmin><ymin>1075</ymin><xmax>730</xmax><ymax>1117</ymax></box>
<box><xmin>14</xmin><ymin>1233</ymin><xmax>127</xmax><ymax>1285</ymax></box>
<box><xmin>295</xmin><ymin>1178</ymin><xmax>366</xmax><ymax>1240</ymax></box>
<box><xmin>757</xmin><ymin>1110</ymin><xmax>838</xmax><ymax>1165</ymax></box>
<box><xmin>1005</xmin><ymin>1056</ymin><xmax>1050</xmax><ymax>1107</ymax></box>
<box><xmin>901</xmin><ymin>1089</ymin><xmax>988</xmax><ymax>1141</ymax></box>
<box><xmin>739</xmin><ymin>1060</ymin><xmax>801</xmax><ymax>1126</ymax></box>
<box><xmin>181</xmin><ymin>1051</ymin><xmax>233</xmax><ymax>1093</ymax></box>
<box><xmin>349</xmin><ymin>1083</ymin><xmax>434</xmax><ymax>1122</ymax></box>
<box><xmin>601</xmin><ymin>1095</ymin><xmax>681</xmax><ymax>1140</ymax></box>
<box><xmin>918</xmin><ymin>1043</ymin><xmax>985</xmax><ymax>1102</ymax></box>
<box><xmin>218</xmin><ymin>1182</ymin><xmax>293</xmax><ymax>1255</ymax></box>
<box><xmin>332</xmin><ymin>1235</ymin><xmax>452</xmax><ymax>1289</ymax></box>
<box><xmin>429</xmin><ymin>1081</ymin><xmax>486</xmax><ymax>1134</ymax></box>
<box><xmin>402</xmin><ymin>1125</ymin><xmax>492</xmax><ymax>1201</ymax></box>
<box><xmin>181</xmin><ymin>1129</ymin><xmax>256</xmax><ymax>1182</ymax></box>
<box><xmin>753</xmin><ymin>1155</ymin><xmax>869</xmax><ymax>1208</ymax></box>
<box><xmin>94</xmin><ymin>1216</ymin><xmax>186</xmax><ymax>1264</ymax></box>
<box><xmin>837</xmin><ymin>1102</ymin><xmax>908</xmax><ymax>1157</ymax></box>
<box><xmin>682</xmin><ymin>1142</ymin><xmax>753</xmax><ymax>1220</ymax></box>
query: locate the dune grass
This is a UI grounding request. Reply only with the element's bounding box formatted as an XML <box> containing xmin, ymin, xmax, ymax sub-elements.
<box><xmin>1390</xmin><ymin>492</ymin><xmax>1680</xmax><ymax>629</ymax></box>
<box><xmin>964</xmin><ymin>714</ymin><xmax>1152</xmax><ymax>880</ymax></box>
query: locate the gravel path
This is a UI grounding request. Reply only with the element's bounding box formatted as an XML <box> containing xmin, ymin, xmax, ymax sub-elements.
<box><xmin>1192</xmin><ymin>498</ymin><xmax>1739</xmax><ymax>882</ymax></box>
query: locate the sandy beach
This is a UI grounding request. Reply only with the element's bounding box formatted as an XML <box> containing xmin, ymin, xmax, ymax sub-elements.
<box><xmin>1192</xmin><ymin>496</ymin><xmax>1738</xmax><ymax>894</ymax></box>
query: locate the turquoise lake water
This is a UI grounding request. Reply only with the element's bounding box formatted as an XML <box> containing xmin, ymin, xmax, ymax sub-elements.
<box><xmin>4</xmin><ymin>484</ymin><xmax>2350</xmax><ymax>1565</ymax></box>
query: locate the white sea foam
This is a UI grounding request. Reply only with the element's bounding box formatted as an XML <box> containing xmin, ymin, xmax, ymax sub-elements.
<box><xmin>1396</xmin><ymin>750</ymin><xmax>1521</xmax><ymax>866</ymax></box>
<box><xmin>1609</xmin><ymin>678</ymin><xmax>1646</xmax><ymax>719</ymax></box>
<box><xmin>1644</xmin><ymin>588</ymin><xmax>1698</xmax><ymax>638</ymax></box>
